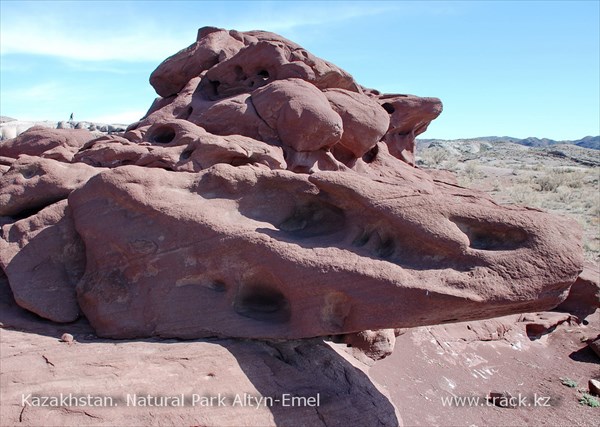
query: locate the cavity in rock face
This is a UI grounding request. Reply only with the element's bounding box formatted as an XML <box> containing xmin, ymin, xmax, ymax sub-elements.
<box><xmin>0</xmin><ymin>27</ymin><xmax>584</xmax><ymax>343</ymax></box>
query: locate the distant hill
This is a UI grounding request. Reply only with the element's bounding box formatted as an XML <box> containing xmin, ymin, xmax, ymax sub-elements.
<box><xmin>418</xmin><ymin>135</ymin><xmax>600</xmax><ymax>150</ymax></box>
<box><xmin>572</xmin><ymin>136</ymin><xmax>600</xmax><ymax>150</ymax></box>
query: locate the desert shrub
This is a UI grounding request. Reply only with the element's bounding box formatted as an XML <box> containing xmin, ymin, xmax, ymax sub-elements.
<box><xmin>479</xmin><ymin>143</ymin><xmax>491</xmax><ymax>152</ymax></box>
<box><xmin>422</xmin><ymin>147</ymin><xmax>449</xmax><ymax>166</ymax></box>
<box><xmin>464</xmin><ymin>162</ymin><xmax>480</xmax><ymax>180</ymax></box>
<box><xmin>579</xmin><ymin>393</ymin><xmax>600</xmax><ymax>407</ymax></box>
<box><xmin>534</xmin><ymin>169</ymin><xmax>565</xmax><ymax>192</ymax></box>
<box><xmin>553</xmin><ymin>187</ymin><xmax>575</xmax><ymax>204</ymax></box>
<box><xmin>565</xmin><ymin>171</ymin><xmax>588</xmax><ymax>189</ymax></box>
<box><xmin>443</xmin><ymin>158</ymin><xmax>459</xmax><ymax>171</ymax></box>
<box><xmin>583</xmin><ymin>240</ymin><xmax>600</xmax><ymax>260</ymax></box>
<box><xmin>588</xmin><ymin>203</ymin><xmax>600</xmax><ymax>218</ymax></box>
<box><xmin>515</xmin><ymin>174</ymin><xmax>534</xmax><ymax>185</ymax></box>
<box><xmin>583</xmin><ymin>198</ymin><xmax>596</xmax><ymax>209</ymax></box>
<box><xmin>560</xmin><ymin>377</ymin><xmax>578</xmax><ymax>388</ymax></box>
<box><xmin>510</xmin><ymin>186</ymin><xmax>539</xmax><ymax>205</ymax></box>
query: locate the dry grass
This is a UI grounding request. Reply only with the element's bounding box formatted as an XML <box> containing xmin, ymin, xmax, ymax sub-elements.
<box><xmin>417</xmin><ymin>145</ymin><xmax>600</xmax><ymax>262</ymax></box>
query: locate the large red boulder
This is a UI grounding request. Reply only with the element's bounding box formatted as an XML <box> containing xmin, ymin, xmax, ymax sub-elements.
<box><xmin>0</xmin><ymin>126</ymin><xmax>95</xmax><ymax>162</ymax></box>
<box><xmin>140</xmin><ymin>27</ymin><xmax>435</xmax><ymax>168</ymax></box>
<box><xmin>67</xmin><ymin>163</ymin><xmax>582</xmax><ymax>339</ymax></box>
<box><xmin>149</xmin><ymin>27</ymin><xmax>245</xmax><ymax>98</ymax></box>
<box><xmin>251</xmin><ymin>79</ymin><xmax>343</xmax><ymax>152</ymax></box>
<box><xmin>378</xmin><ymin>95</ymin><xmax>443</xmax><ymax>166</ymax></box>
<box><xmin>324</xmin><ymin>88</ymin><xmax>390</xmax><ymax>158</ymax></box>
<box><xmin>0</xmin><ymin>28</ymin><xmax>585</xmax><ymax>346</ymax></box>
<box><xmin>0</xmin><ymin>156</ymin><xmax>102</xmax><ymax>217</ymax></box>
<box><xmin>0</xmin><ymin>200</ymin><xmax>84</xmax><ymax>322</ymax></box>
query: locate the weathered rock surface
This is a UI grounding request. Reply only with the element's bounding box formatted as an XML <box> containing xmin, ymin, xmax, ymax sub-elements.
<box><xmin>0</xmin><ymin>126</ymin><xmax>95</xmax><ymax>161</ymax></box>
<box><xmin>0</xmin><ymin>200</ymin><xmax>84</xmax><ymax>322</ymax></box>
<box><xmin>0</xmin><ymin>27</ymin><xmax>585</xmax><ymax>343</ymax></box>
<box><xmin>67</xmin><ymin>162</ymin><xmax>582</xmax><ymax>339</ymax></box>
<box><xmin>325</xmin><ymin>88</ymin><xmax>390</xmax><ymax>157</ymax></box>
<box><xmin>252</xmin><ymin>78</ymin><xmax>343</xmax><ymax>152</ymax></box>
<box><xmin>380</xmin><ymin>95</ymin><xmax>443</xmax><ymax>165</ymax></box>
<box><xmin>135</xmin><ymin>27</ymin><xmax>440</xmax><ymax>170</ymax></box>
<box><xmin>0</xmin><ymin>155</ymin><xmax>101</xmax><ymax>217</ymax></box>
<box><xmin>518</xmin><ymin>311</ymin><xmax>579</xmax><ymax>338</ymax></box>
<box><xmin>0</xmin><ymin>120</ymin><xmax>126</xmax><ymax>142</ymax></box>
<box><xmin>555</xmin><ymin>261</ymin><xmax>599</xmax><ymax>321</ymax></box>
<box><xmin>0</xmin><ymin>278</ymin><xmax>401</xmax><ymax>427</ymax></box>
<box><xmin>341</xmin><ymin>329</ymin><xmax>397</xmax><ymax>365</ymax></box>
<box><xmin>73</xmin><ymin>121</ymin><xmax>286</xmax><ymax>172</ymax></box>
<box><xmin>2</xmin><ymin>270</ymin><xmax>597</xmax><ymax>427</ymax></box>
<box><xmin>149</xmin><ymin>27</ymin><xmax>245</xmax><ymax>98</ymax></box>
<box><xmin>589</xmin><ymin>337</ymin><xmax>600</xmax><ymax>359</ymax></box>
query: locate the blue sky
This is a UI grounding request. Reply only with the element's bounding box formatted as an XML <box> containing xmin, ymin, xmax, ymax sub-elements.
<box><xmin>1</xmin><ymin>0</ymin><xmax>598</xmax><ymax>140</ymax></box>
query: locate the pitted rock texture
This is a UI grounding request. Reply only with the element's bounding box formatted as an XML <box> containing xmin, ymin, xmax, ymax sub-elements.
<box><xmin>67</xmin><ymin>163</ymin><xmax>582</xmax><ymax>339</ymax></box>
<box><xmin>0</xmin><ymin>27</ymin><xmax>584</xmax><ymax>341</ymax></box>
<box><xmin>135</xmin><ymin>27</ymin><xmax>437</xmax><ymax>171</ymax></box>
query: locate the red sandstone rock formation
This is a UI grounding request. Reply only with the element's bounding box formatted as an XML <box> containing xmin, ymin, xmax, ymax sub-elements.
<box><xmin>0</xmin><ymin>28</ymin><xmax>584</xmax><ymax>343</ymax></box>
<box><xmin>555</xmin><ymin>261</ymin><xmax>599</xmax><ymax>321</ymax></box>
<box><xmin>0</xmin><ymin>126</ymin><xmax>95</xmax><ymax>161</ymax></box>
<box><xmin>0</xmin><ymin>200</ymin><xmax>84</xmax><ymax>322</ymax></box>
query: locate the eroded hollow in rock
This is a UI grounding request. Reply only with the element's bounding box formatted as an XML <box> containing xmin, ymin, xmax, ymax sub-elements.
<box><xmin>209</xmin><ymin>80</ymin><xmax>221</xmax><ymax>97</ymax></box>
<box><xmin>181</xmin><ymin>106</ymin><xmax>194</xmax><ymax>120</ymax></box>
<box><xmin>452</xmin><ymin>217</ymin><xmax>529</xmax><ymax>251</ymax></box>
<box><xmin>382</xmin><ymin>103</ymin><xmax>395</xmax><ymax>114</ymax></box>
<box><xmin>352</xmin><ymin>229</ymin><xmax>396</xmax><ymax>259</ymax></box>
<box><xmin>233</xmin><ymin>284</ymin><xmax>291</xmax><ymax>323</ymax></box>
<box><xmin>180</xmin><ymin>149</ymin><xmax>194</xmax><ymax>160</ymax></box>
<box><xmin>209</xmin><ymin>280</ymin><xmax>227</xmax><ymax>292</ymax></box>
<box><xmin>362</xmin><ymin>145</ymin><xmax>379</xmax><ymax>163</ymax></box>
<box><xmin>278</xmin><ymin>202</ymin><xmax>346</xmax><ymax>238</ymax></box>
<box><xmin>151</xmin><ymin>125</ymin><xmax>176</xmax><ymax>144</ymax></box>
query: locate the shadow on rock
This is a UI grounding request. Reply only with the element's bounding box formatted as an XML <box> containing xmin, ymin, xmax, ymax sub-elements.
<box><xmin>0</xmin><ymin>271</ymin><xmax>94</xmax><ymax>338</ymax></box>
<box><xmin>0</xmin><ymin>272</ymin><xmax>400</xmax><ymax>426</ymax></box>
<box><xmin>227</xmin><ymin>338</ymin><xmax>401</xmax><ymax>426</ymax></box>
<box><xmin>569</xmin><ymin>344</ymin><xmax>600</xmax><ymax>365</ymax></box>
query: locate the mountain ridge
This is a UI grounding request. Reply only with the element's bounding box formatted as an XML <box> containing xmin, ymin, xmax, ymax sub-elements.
<box><xmin>418</xmin><ymin>135</ymin><xmax>599</xmax><ymax>150</ymax></box>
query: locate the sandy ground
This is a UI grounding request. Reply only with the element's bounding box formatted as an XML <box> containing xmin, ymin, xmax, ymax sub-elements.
<box><xmin>1</xmin><ymin>139</ymin><xmax>598</xmax><ymax>427</ymax></box>
<box><xmin>370</xmin><ymin>312</ymin><xmax>599</xmax><ymax>426</ymax></box>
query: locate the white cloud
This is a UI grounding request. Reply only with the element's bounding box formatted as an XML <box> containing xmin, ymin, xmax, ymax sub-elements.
<box><xmin>1</xmin><ymin>22</ymin><xmax>188</xmax><ymax>62</ymax></box>
<box><xmin>3</xmin><ymin>81</ymin><xmax>64</xmax><ymax>102</ymax></box>
<box><xmin>62</xmin><ymin>60</ymin><xmax>146</xmax><ymax>75</ymax></box>
<box><xmin>224</xmin><ymin>2</ymin><xmax>404</xmax><ymax>32</ymax></box>
<box><xmin>0</xmin><ymin>1</ymin><xmax>446</xmax><ymax>63</ymax></box>
<box><xmin>0</xmin><ymin>3</ymin><xmax>194</xmax><ymax>62</ymax></box>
